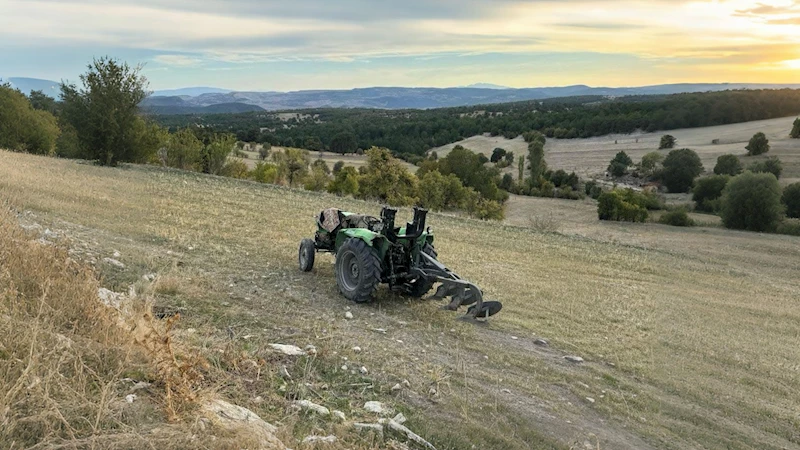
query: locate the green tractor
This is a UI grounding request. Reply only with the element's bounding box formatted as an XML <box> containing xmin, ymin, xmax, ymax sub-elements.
<box><xmin>298</xmin><ymin>206</ymin><xmax>502</xmax><ymax>320</ymax></box>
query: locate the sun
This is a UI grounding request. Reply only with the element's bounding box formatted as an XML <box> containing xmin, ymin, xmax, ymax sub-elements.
<box><xmin>783</xmin><ymin>59</ymin><xmax>800</xmax><ymax>69</ymax></box>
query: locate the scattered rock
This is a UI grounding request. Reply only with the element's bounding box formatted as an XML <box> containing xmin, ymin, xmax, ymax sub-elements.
<box><xmin>293</xmin><ymin>400</ymin><xmax>330</xmax><ymax>416</ymax></box>
<box><xmin>304</xmin><ymin>344</ymin><xmax>317</xmax><ymax>356</ymax></box>
<box><xmin>578</xmin><ymin>382</ymin><xmax>590</xmax><ymax>389</ymax></box>
<box><xmin>364</xmin><ymin>401</ymin><xmax>391</xmax><ymax>415</ymax></box>
<box><xmin>113</xmin><ymin>250</ymin><xmax>121</xmax><ymax>258</ymax></box>
<box><xmin>303</xmin><ymin>435</ymin><xmax>337</xmax><ymax>445</ymax></box>
<box><xmin>360</xmin><ymin>366</ymin><xmax>369</xmax><ymax>375</ymax></box>
<box><xmin>125</xmin><ymin>394</ymin><xmax>136</xmax><ymax>403</ymax></box>
<box><xmin>352</xmin><ymin>346</ymin><xmax>362</xmax><ymax>353</ymax></box>
<box><xmin>586</xmin><ymin>397</ymin><xmax>595</xmax><ymax>404</ymax></box>
<box><xmin>534</xmin><ymin>338</ymin><xmax>549</xmax><ymax>347</ymax></box>
<box><xmin>142</xmin><ymin>273</ymin><xmax>156</xmax><ymax>282</ymax></box>
<box><xmin>345</xmin><ymin>311</ymin><xmax>354</xmax><ymax>320</ymax></box>
<box><xmin>402</xmin><ymin>379</ymin><xmax>411</xmax><ymax>388</ymax></box>
<box><xmin>269</xmin><ymin>344</ymin><xmax>306</xmax><ymax>356</ymax></box>
<box><xmin>511</xmin><ymin>336</ymin><xmax>518</xmax><ymax>340</ymax></box>
<box><xmin>97</xmin><ymin>287</ymin><xmax>125</xmax><ymax>309</ymax></box>
<box><xmin>354</xmin><ymin>422</ymin><xmax>384</xmax><ymax>434</ymax></box>
<box><xmin>201</xmin><ymin>398</ymin><xmax>286</xmax><ymax>449</ymax></box>
<box><xmin>501</xmin><ymin>389</ymin><xmax>511</xmax><ymax>394</ymax></box>
<box><xmin>102</xmin><ymin>257</ymin><xmax>125</xmax><ymax>269</ymax></box>
<box><xmin>564</xmin><ymin>355</ymin><xmax>584</xmax><ymax>363</ymax></box>
<box><xmin>130</xmin><ymin>381</ymin><xmax>151</xmax><ymax>392</ymax></box>
<box><xmin>392</xmin><ymin>412</ymin><xmax>407</xmax><ymax>424</ymax></box>
<box><xmin>332</xmin><ymin>410</ymin><xmax>346</xmax><ymax>421</ymax></box>
<box><xmin>372</xmin><ymin>328</ymin><xmax>387</xmax><ymax>334</ymax></box>
<box><xmin>391</xmin><ymin>383</ymin><xmax>402</xmax><ymax>392</ymax></box>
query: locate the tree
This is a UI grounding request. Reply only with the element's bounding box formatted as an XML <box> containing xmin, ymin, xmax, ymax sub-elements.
<box><xmin>28</xmin><ymin>90</ymin><xmax>59</xmax><ymax>115</ymax></box>
<box><xmin>500</xmin><ymin>173</ymin><xmax>514</xmax><ymax>191</ymax></box>
<box><xmin>330</xmin><ymin>132</ymin><xmax>357</xmax><ymax>154</ymax></box>
<box><xmin>782</xmin><ymin>183</ymin><xmax>800</xmax><ymax>218</ymax></box>
<box><xmin>258</xmin><ymin>144</ymin><xmax>271</xmax><ymax>160</ymax></box>
<box><xmin>790</xmin><ymin>118</ymin><xmax>800</xmax><ymax>139</ymax></box>
<box><xmin>518</xmin><ymin>155</ymin><xmax>525</xmax><ymax>181</ymax></box>
<box><xmin>60</xmin><ymin>57</ymin><xmax>158</xmax><ymax>165</ymax></box>
<box><xmin>661</xmin><ymin>148</ymin><xmax>704</xmax><ymax>193</ymax></box>
<box><xmin>490</xmin><ymin>147</ymin><xmax>506</xmax><ymax>163</ymax></box>
<box><xmin>640</xmin><ymin>152</ymin><xmax>664</xmax><ymax>177</ymax></box>
<box><xmin>439</xmin><ymin>145</ymin><xmax>506</xmax><ymax>203</ymax></box>
<box><xmin>720</xmin><ymin>171</ymin><xmax>783</xmax><ymax>232</ymax></box>
<box><xmin>745</xmin><ymin>132</ymin><xmax>769</xmax><ymax>156</ymax></box>
<box><xmin>713</xmin><ymin>154</ymin><xmax>742</xmax><ymax>176</ymax></box>
<box><xmin>304</xmin><ymin>165</ymin><xmax>331</xmax><ymax>191</ymax></box>
<box><xmin>250</xmin><ymin>162</ymin><xmax>279</xmax><ymax>184</ymax></box>
<box><xmin>161</xmin><ymin>128</ymin><xmax>203</xmax><ymax>170</ymax></box>
<box><xmin>0</xmin><ymin>84</ymin><xmax>60</xmax><ymax>155</ymax></box>
<box><xmin>202</xmin><ymin>133</ymin><xmax>236</xmax><ymax>175</ymax></box>
<box><xmin>523</xmin><ymin>131</ymin><xmax>546</xmax><ymax>145</ymax></box>
<box><xmin>504</xmin><ymin>151</ymin><xmax>514</xmax><ymax>165</ymax></box>
<box><xmin>332</xmin><ymin>160</ymin><xmax>345</xmax><ymax>175</ymax></box>
<box><xmin>357</xmin><ymin>147</ymin><xmax>418</xmax><ymax>206</ymax></box>
<box><xmin>692</xmin><ymin>175</ymin><xmax>729</xmax><ymax>212</ymax></box>
<box><xmin>748</xmin><ymin>157</ymin><xmax>783</xmax><ymax>179</ymax></box>
<box><xmin>528</xmin><ymin>141</ymin><xmax>546</xmax><ymax>182</ymax></box>
<box><xmin>327</xmin><ymin>166</ymin><xmax>359</xmax><ymax>197</ymax></box>
<box><xmin>311</xmin><ymin>159</ymin><xmax>331</xmax><ymax>175</ymax></box>
<box><xmin>597</xmin><ymin>189</ymin><xmax>648</xmax><ymax>222</ymax></box>
<box><xmin>659</xmin><ymin>135</ymin><xmax>676</xmax><ymax>149</ymax></box>
<box><xmin>304</xmin><ymin>136</ymin><xmax>323</xmax><ymax>151</ymax></box>
<box><xmin>607</xmin><ymin>151</ymin><xmax>633</xmax><ymax>177</ymax></box>
<box><xmin>274</xmin><ymin>148</ymin><xmax>310</xmax><ymax>186</ymax></box>
<box><xmin>418</xmin><ymin>170</ymin><xmax>469</xmax><ymax>211</ymax></box>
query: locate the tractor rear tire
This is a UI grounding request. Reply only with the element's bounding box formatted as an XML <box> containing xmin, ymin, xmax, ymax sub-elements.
<box><xmin>299</xmin><ymin>239</ymin><xmax>315</xmax><ymax>272</ymax></box>
<box><xmin>406</xmin><ymin>243</ymin><xmax>437</xmax><ymax>298</ymax></box>
<box><xmin>335</xmin><ymin>238</ymin><xmax>382</xmax><ymax>303</ymax></box>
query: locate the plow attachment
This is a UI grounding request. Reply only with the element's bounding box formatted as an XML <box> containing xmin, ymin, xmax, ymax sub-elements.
<box><xmin>411</xmin><ymin>252</ymin><xmax>502</xmax><ymax>321</ymax></box>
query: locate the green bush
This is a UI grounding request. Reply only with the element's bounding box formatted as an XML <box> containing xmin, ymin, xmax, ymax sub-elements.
<box><xmin>357</xmin><ymin>147</ymin><xmax>418</xmax><ymax>206</ymax></box>
<box><xmin>748</xmin><ymin>157</ymin><xmax>782</xmax><ymax>179</ymax></box>
<box><xmin>782</xmin><ymin>183</ymin><xmax>800</xmax><ymax>218</ymax></box>
<box><xmin>332</xmin><ymin>161</ymin><xmax>345</xmax><ymax>175</ymax></box>
<box><xmin>607</xmin><ymin>151</ymin><xmax>633</xmax><ymax>177</ymax></box>
<box><xmin>250</xmin><ymin>162</ymin><xmax>279</xmax><ymax>184</ymax></box>
<box><xmin>658</xmin><ymin>209</ymin><xmax>695</xmax><ymax>227</ymax></box>
<box><xmin>465</xmin><ymin>191</ymin><xmax>505</xmax><ymax>220</ymax></box>
<box><xmin>304</xmin><ymin>165</ymin><xmax>331</xmax><ymax>191</ymax></box>
<box><xmin>713</xmin><ymin>154</ymin><xmax>742</xmax><ymax>176</ymax></box>
<box><xmin>746</xmin><ymin>132</ymin><xmax>770</xmax><ymax>156</ymax></box>
<box><xmin>776</xmin><ymin>218</ymin><xmax>800</xmax><ymax>236</ymax></box>
<box><xmin>161</xmin><ymin>128</ymin><xmax>203</xmax><ymax>170</ymax></box>
<box><xmin>327</xmin><ymin>166</ymin><xmax>359</xmax><ymax>197</ymax></box>
<box><xmin>584</xmin><ymin>181</ymin><xmax>603</xmax><ymax>199</ymax></box>
<box><xmin>720</xmin><ymin>171</ymin><xmax>783</xmax><ymax>232</ymax></box>
<box><xmin>219</xmin><ymin>160</ymin><xmax>249</xmax><ymax>179</ymax></box>
<box><xmin>0</xmin><ymin>84</ymin><xmax>60</xmax><ymax>155</ymax></box>
<box><xmin>661</xmin><ymin>148</ymin><xmax>704</xmax><ymax>193</ymax></box>
<box><xmin>202</xmin><ymin>134</ymin><xmax>236</xmax><ymax>175</ymax></box>
<box><xmin>597</xmin><ymin>189</ymin><xmax>648</xmax><ymax>222</ymax></box>
<box><xmin>659</xmin><ymin>135</ymin><xmax>676</xmax><ymax>149</ymax></box>
<box><xmin>640</xmin><ymin>152</ymin><xmax>664</xmax><ymax>177</ymax></box>
<box><xmin>417</xmin><ymin>170</ymin><xmax>470</xmax><ymax>211</ymax></box>
<box><xmin>791</xmin><ymin>118</ymin><xmax>800</xmax><ymax>139</ymax></box>
<box><xmin>692</xmin><ymin>175</ymin><xmax>729</xmax><ymax>212</ymax></box>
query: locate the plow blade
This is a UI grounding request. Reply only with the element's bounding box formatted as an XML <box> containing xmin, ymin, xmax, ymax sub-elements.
<box><xmin>412</xmin><ymin>252</ymin><xmax>502</xmax><ymax>321</ymax></box>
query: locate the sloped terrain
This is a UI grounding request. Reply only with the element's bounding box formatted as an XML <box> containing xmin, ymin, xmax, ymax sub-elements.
<box><xmin>1</xmin><ymin>151</ymin><xmax>799</xmax><ymax>449</ymax></box>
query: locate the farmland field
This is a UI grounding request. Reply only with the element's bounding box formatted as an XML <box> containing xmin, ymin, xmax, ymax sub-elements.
<box><xmin>1</xmin><ymin>150</ymin><xmax>800</xmax><ymax>449</ymax></box>
<box><xmin>432</xmin><ymin>116</ymin><xmax>800</xmax><ymax>185</ymax></box>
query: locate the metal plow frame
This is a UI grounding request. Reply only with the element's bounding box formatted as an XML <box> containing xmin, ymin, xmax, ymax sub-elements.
<box><xmin>411</xmin><ymin>252</ymin><xmax>502</xmax><ymax>321</ymax></box>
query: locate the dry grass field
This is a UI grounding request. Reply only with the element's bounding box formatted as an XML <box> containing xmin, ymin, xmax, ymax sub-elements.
<box><xmin>237</xmin><ymin>148</ymin><xmax>418</xmax><ymax>173</ymax></box>
<box><xmin>432</xmin><ymin>116</ymin><xmax>800</xmax><ymax>185</ymax></box>
<box><xmin>2</xmin><ymin>150</ymin><xmax>800</xmax><ymax>449</ymax></box>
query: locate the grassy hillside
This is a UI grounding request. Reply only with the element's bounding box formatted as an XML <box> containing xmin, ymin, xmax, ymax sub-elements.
<box><xmin>1</xmin><ymin>151</ymin><xmax>799</xmax><ymax>449</ymax></box>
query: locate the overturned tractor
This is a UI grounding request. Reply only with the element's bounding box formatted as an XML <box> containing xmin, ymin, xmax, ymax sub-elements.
<box><xmin>298</xmin><ymin>206</ymin><xmax>502</xmax><ymax>320</ymax></box>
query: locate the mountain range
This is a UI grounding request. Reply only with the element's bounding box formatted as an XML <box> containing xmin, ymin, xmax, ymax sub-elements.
<box><xmin>4</xmin><ymin>77</ymin><xmax>800</xmax><ymax>114</ymax></box>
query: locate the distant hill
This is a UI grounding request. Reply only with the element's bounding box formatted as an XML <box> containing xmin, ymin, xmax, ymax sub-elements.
<box><xmin>140</xmin><ymin>96</ymin><xmax>263</xmax><ymax>114</ymax></box>
<box><xmin>5</xmin><ymin>77</ymin><xmax>61</xmax><ymax>96</ymax></box>
<box><xmin>464</xmin><ymin>83</ymin><xmax>511</xmax><ymax>89</ymax></box>
<box><xmin>152</xmin><ymin>87</ymin><xmax>232</xmax><ymax>97</ymax></box>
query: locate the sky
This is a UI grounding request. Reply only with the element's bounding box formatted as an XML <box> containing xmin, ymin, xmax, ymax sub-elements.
<box><xmin>1</xmin><ymin>0</ymin><xmax>799</xmax><ymax>91</ymax></box>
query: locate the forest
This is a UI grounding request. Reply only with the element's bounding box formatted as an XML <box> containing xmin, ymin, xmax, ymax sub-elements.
<box><xmin>151</xmin><ymin>89</ymin><xmax>800</xmax><ymax>160</ymax></box>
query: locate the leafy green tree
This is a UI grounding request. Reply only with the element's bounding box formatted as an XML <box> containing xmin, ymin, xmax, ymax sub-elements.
<box><xmin>311</xmin><ymin>159</ymin><xmax>330</xmax><ymax>175</ymax></box>
<box><xmin>659</xmin><ymin>135</ymin><xmax>676</xmax><ymax>149</ymax></box>
<box><xmin>28</xmin><ymin>90</ymin><xmax>59</xmax><ymax>115</ymax></box>
<box><xmin>748</xmin><ymin>157</ymin><xmax>782</xmax><ymax>179</ymax></box>
<box><xmin>60</xmin><ymin>57</ymin><xmax>157</xmax><ymax>165</ymax></box>
<box><xmin>418</xmin><ymin>170</ymin><xmax>470</xmax><ymax>211</ymax></box>
<box><xmin>439</xmin><ymin>145</ymin><xmax>506</xmax><ymax>202</ymax></box>
<box><xmin>500</xmin><ymin>173</ymin><xmax>514</xmax><ymax>191</ymax></box>
<box><xmin>745</xmin><ymin>132</ymin><xmax>770</xmax><ymax>156</ymax></box>
<box><xmin>490</xmin><ymin>147</ymin><xmax>506</xmax><ymax>163</ymax></box>
<box><xmin>161</xmin><ymin>128</ymin><xmax>203</xmax><ymax>170</ymax></box>
<box><xmin>692</xmin><ymin>175</ymin><xmax>729</xmax><ymax>212</ymax></box>
<box><xmin>661</xmin><ymin>148</ymin><xmax>704</xmax><ymax>193</ymax></box>
<box><xmin>202</xmin><ymin>133</ymin><xmax>236</xmax><ymax>175</ymax></box>
<box><xmin>220</xmin><ymin>160</ymin><xmax>250</xmax><ymax>179</ymax></box>
<box><xmin>523</xmin><ymin>131</ymin><xmax>546</xmax><ymax>145</ymax></box>
<box><xmin>0</xmin><ymin>84</ymin><xmax>60</xmax><ymax>155</ymax></box>
<box><xmin>357</xmin><ymin>147</ymin><xmax>418</xmax><ymax>206</ymax></box>
<box><xmin>597</xmin><ymin>189</ymin><xmax>648</xmax><ymax>222</ymax></box>
<box><xmin>720</xmin><ymin>171</ymin><xmax>783</xmax><ymax>232</ymax></box>
<box><xmin>258</xmin><ymin>143</ymin><xmax>271</xmax><ymax>160</ymax></box>
<box><xmin>607</xmin><ymin>151</ymin><xmax>633</xmax><ymax>177</ymax></box>
<box><xmin>332</xmin><ymin>160</ymin><xmax>345</xmax><ymax>175</ymax></box>
<box><xmin>304</xmin><ymin>165</ymin><xmax>331</xmax><ymax>191</ymax></box>
<box><xmin>330</xmin><ymin>132</ymin><xmax>357</xmax><ymax>154</ymax></box>
<box><xmin>274</xmin><ymin>148</ymin><xmax>310</xmax><ymax>186</ymax></box>
<box><xmin>659</xmin><ymin>209</ymin><xmax>694</xmax><ymax>227</ymax></box>
<box><xmin>518</xmin><ymin>155</ymin><xmax>525</xmax><ymax>181</ymax></box>
<box><xmin>250</xmin><ymin>162</ymin><xmax>279</xmax><ymax>184</ymax></box>
<box><xmin>713</xmin><ymin>154</ymin><xmax>742</xmax><ymax>176</ymax></box>
<box><xmin>640</xmin><ymin>152</ymin><xmax>664</xmax><ymax>177</ymax></box>
<box><xmin>304</xmin><ymin>136</ymin><xmax>323</xmax><ymax>151</ymax></box>
<box><xmin>791</xmin><ymin>118</ymin><xmax>800</xmax><ymax>139</ymax></box>
<box><xmin>782</xmin><ymin>183</ymin><xmax>800</xmax><ymax>218</ymax></box>
<box><xmin>504</xmin><ymin>151</ymin><xmax>514</xmax><ymax>165</ymax></box>
<box><xmin>528</xmin><ymin>141</ymin><xmax>546</xmax><ymax>182</ymax></box>
<box><xmin>327</xmin><ymin>166</ymin><xmax>359</xmax><ymax>197</ymax></box>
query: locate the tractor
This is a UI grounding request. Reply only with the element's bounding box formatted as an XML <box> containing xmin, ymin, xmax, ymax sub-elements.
<box><xmin>298</xmin><ymin>206</ymin><xmax>502</xmax><ymax>320</ymax></box>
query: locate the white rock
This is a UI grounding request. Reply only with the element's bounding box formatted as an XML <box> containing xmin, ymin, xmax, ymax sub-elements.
<box><xmin>303</xmin><ymin>435</ymin><xmax>336</xmax><ymax>444</ymax></box>
<box><xmin>360</xmin><ymin>366</ymin><xmax>369</xmax><ymax>375</ymax></box>
<box><xmin>201</xmin><ymin>399</ymin><xmax>285</xmax><ymax>449</ymax></box>
<box><xmin>501</xmin><ymin>389</ymin><xmax>511</xmax><ymax>394</ymax></box>
<box><xmin>534</xmin><ymin>338</ymin><xmax>549</xmax><ymax>347</ymax></box>
<box><xmin>402</xmin><ymin>379</ymin><xmax>411</xmax><ymax>388</ymax></box>
<box><xmin>102</xmin><ymin>257</ymin><xmax>125</xmax><ymax>268</ymax></box>
<box><xmin>304</xmin><ymin>344</ymin><xmax>317</xmax><ymax>355</ymax></box>
<box><xmin>97</xmin><ymin>287</ymin><xmax>125</xmax><ymax>309</ymax></box>
<box><xmin>344</xmin><ymin>311</ymin><xmax>354</xmax><ymax>320</ymax></box>
<box><xmin>143</xmin><ymin>273</ymin><xmax>156</xmax><ymax>282</ymax></box>
<box><xmin>125</xmin><ymin>394</ymin><xmax>136</xmax><ymax>403</ymax></box>
<box><xmin>269</xmin><ymin>344</ymin><xmax>306</xmax><ymax>356</ymax></box>
<box><xmin>511</xmin><ymin>336</ymin><xmax>518</xmax><ymax>340</ymax></box>
<box><xmin>293</xmin><ymin>400</ymin><xmax>330</xmax><ymax>416</ymax></box>
<box><xmin>387</xmin><ymin>419</ymin><xmax>436</xmax><ymax>450</ymax></box>
<box><xmin>586</xmin><ymin>397</ymin><xmax>595</xmax><ymax>404</ymax></box>
<box><xmin>332</xmin><ymin>410</ymin><xmax>346</xmax><ymax>421</ymax></box>
<box><xmin>341</xmin><ymin>365</ymin><xmax>348</xmax><ymax>371</ymax></box>
<box><xmin>364</xmin><ymin>401</ymin><xmax>391</xmax><ymax>415</ymax></box>
<box><xmin>352</xmin><ymin>346</ymin><xmax>362</xmax><ymax>353</ymax></box>
<box><xmin>564</xmin><ymin>355</ymin><xmax>584</xmax><ymax>363</ymax></box>
<box><xmin>391</xmin><ymin>383</ymin><xmax>402</xmax><ymax>392</ymax></box>
<box><xmin>113</xmin><ymin>250</ymin><xmax>121</xmax><ymax>258</ymax></box>
<box><xmin>354</xmin><ymin>422</ymin><xmax>384</xmax><ymax>434</ymax></box>
<box><xmin>392</xmin><ymin>412</ymin><xmax>407</xmax><ymax>424</ymax></box>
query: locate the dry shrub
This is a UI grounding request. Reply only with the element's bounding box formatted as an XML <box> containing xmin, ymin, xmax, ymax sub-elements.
<box><xmin>527</xmin><ymin>213</ymin><xmax>560</xmax><ymax>233</ymax></box>
<box><xmin>0</xmin><ymin>206</ymin><xmax>208</xmax><ymax>447</ymax></box>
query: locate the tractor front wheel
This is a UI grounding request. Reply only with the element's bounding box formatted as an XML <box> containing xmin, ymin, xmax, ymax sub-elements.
<box><xmin>335</xmin><ymin>238</ymin><xmax>382</xmax><ymax>303</ymax></box>
<box><xmin>299</xmin><ymin>239</ymin><xmax>316</xmax><ymax>272</ymax></box>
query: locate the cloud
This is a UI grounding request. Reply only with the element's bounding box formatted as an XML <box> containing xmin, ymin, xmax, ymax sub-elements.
<box><xmin>153</xmin><ymin>55</ymin><xmax>203</xmax><ymax>67</ymax></box>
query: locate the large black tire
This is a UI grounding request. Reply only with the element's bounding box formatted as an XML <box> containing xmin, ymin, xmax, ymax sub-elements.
<box><xmin>406</xmin><ymin>243</ymin><xmax>437</xmax><ymax>298</ymax></box>
<box><xmin>335</xmin><ymin>238</ymin><xmax>382</xmax><ymax>303</ymax></box>
<box><xmin>299</xmin><ymin>239</ymin><xmax>315</xmax><ymax>272</ymax></box>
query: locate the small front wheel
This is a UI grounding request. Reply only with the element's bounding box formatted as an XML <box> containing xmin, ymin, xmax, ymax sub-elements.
<box><xmin>299</xmin><ymin>239</ymin><xmax>316</xmax><ymax>272</ymax></box>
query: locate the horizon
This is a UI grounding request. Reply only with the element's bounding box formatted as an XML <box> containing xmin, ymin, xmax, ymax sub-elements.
<box><xmin>2</xmin><ymin>0</ymin><xmax>799</xmax><ymax>91</ymax></box>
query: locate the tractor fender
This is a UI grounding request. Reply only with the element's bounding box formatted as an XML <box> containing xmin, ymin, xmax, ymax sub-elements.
<box><xmin>336</xmin><ymin>229</ymin><xmax>389</xmax><ymax>258</ymax></box>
